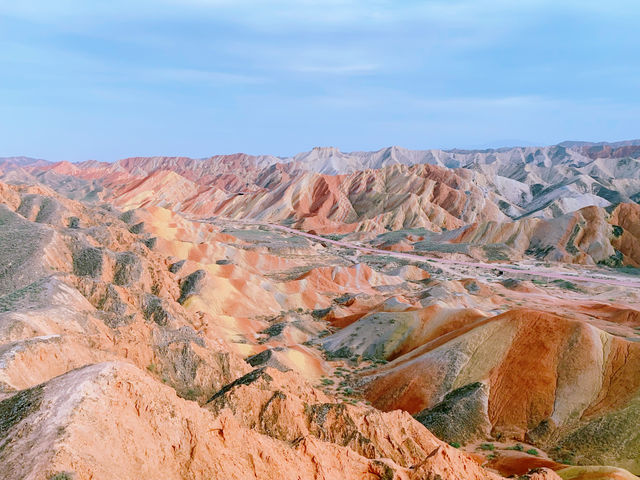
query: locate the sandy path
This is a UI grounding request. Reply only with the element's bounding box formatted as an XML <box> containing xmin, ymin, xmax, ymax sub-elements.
<box><xmin>221</xmin><ymin>219</ymin><xmax>640</xmax><ymax>289</ymax></box>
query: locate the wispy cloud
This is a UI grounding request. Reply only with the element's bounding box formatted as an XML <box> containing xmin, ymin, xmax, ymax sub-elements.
<box><xmin>155</xmin><ymin>68</ymin><xmax>264</xmax><ymax>85</ymax></box>
<box><xmin>2</xmin><ymin>0</ymin><xmax>636</xmax><ymax>28</ymax></box>
<box><xmin>290</xmin><ymin>63</ymin><xmax>380</xmax><ymax>75</ymax></box>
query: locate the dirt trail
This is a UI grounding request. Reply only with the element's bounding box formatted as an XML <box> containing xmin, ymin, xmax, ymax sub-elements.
<box><xmin>208</xmin><ymin>217</ymin><xmax>640</xmax><ymax>289</ymax></box>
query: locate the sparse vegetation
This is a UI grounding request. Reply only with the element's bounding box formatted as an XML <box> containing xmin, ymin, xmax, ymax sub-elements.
<box><xmin>178</xmin><ymin>269</ymin><xmax>207</xmax><ymax>304</ymax></box>
<box><xmin>597</xmin><ymin>250</ymin><xmax>624</xmax><ymax>268</ymax></box>
<box><xmin>525</xmin><ymin>244</ymin><xmax>555</xmax><ymax>259</ymax></box>
<box><xmin>612</xmin><ymin>225</ymin><xmax>624</xmax><ymax>238</ymax></box>
<box><xmin>565</xmin><ymin>224</ymin><xmax>582</xmax><ymax>255</ymax></box>
<box><xmin>49</xmin><ymin>473</ymin><xmax>73</xmax><ymax>480</ymax></box>
<box><xmin>552</xmin><ymin>279</ymin><xmax>582</xmax><ymax>292</ymax></box>
<box><xmin>615</xmin><ymin>266</ymin><xmax>640</xmax><ymax>276</ymax></box>
<box><xmin>0</xmin><ymin>278</ymin><xmax>48</xmax><ymax>313</ymax></box>
<box><xmin>68</xmin><ymin>216</ymin><xmax>80</xmax><ymax>228</ymax></box>
<box><xmin>72</xmin><ymin>246</ymin><xmax>104</xmax><ymax>278</ymax></box>
<box><xmin>180</xmin><ymin>388</ymin><xmax>199</xmax><ymax>401</ymax></box>
<box><xmin>479</xmin><ymin>443</ymin><xmax>495</xmax><ymax>451</ymax></box>
<box><xmin>506</xmin><ymin>443</ymin><xmax>524</xmax><ymax>451</ymax></box>
<box><xmin>0</xmin><ymin>384</ymin><xmax>44</xmax><ymax>439</ymax></box>
<box><xmin>311</xmin><ymin>307</ymin><xmax>332</xmax><ymax>319</ymax></box>
<box><xmin>483</xmin><ymin>244</ymin><xmax>509</xmax><ymax>261</ymax></box>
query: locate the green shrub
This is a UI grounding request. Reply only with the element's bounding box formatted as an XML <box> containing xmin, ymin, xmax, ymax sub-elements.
<box><xmin>526</xmin><ymin>448</ymin><xmax>539</xmax><ymax>456</ymax></box>
<box><xmin>449</xmin><ymin>441</ymin><xmax>461</xmax><ymax>448</ymax></box>
<box><xmin>479</xmin><ymin>443</ymin><xmax>495</xmax><ymax>451</ymax></box>
<box><xmin>506</xmin><ymin>443</ymin><xmax>524</xmax><ymax>451</ymax></box>
<box><xmin>612</xmin><ymin>225</ymin><xmax>624</xmax><ymax>238</ymax></box>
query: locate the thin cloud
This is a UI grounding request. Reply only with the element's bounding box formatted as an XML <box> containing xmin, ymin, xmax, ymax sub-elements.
<box><xmin>292</xmin><ymin>63</ymin><xmax>380</xmax><ymax>75</ymax></box>
<box><xmin>156</xmin><ymin>68</ymin><xmax>265</xmax><ymax>85</ymax></box>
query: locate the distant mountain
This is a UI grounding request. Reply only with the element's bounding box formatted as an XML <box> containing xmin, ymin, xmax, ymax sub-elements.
<box><xmin>2</xmin><ymin>140</ymin><xmax>640</xmax><ymax>229</ymax></box>
<box><xmin>0</xmin><ymin>156</ymin><xmax>50</xmax><ymax>171</ymax></box>
<box><xmin>558</xmin><ymin>139</ymin><xmax>640</xmax><ymax>148</ymax></box>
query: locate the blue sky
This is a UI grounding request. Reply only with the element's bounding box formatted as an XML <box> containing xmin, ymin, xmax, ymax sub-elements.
<box><xmin>0</xmin><ymin>0</ymin><xmax>639</xmax><ymax>161</ymax></box>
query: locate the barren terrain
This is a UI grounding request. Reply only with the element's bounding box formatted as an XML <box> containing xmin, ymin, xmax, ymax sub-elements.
<box><xmin>1</xmin><ymin>141</ymin><xmax>639</xmax><ymax>480</ymax></box>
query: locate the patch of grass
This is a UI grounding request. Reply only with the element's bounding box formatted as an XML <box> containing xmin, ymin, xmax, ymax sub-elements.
<box><xmin>449</xmin><ymin>441</ymin><xmax>461</xmax><ymax>448</ymax></box>
<box><xmin>526</xmin><ymin>448</ymin><xmax>539</xmax><ymax>456</ymax></box>
<box><xmin>483</xmin><ymin>244</ymin><xmax>509</xmax><ymax>262</ymax></box>
<box><xmin>50</xmin><ymin>473</ymin><xmax>73</xmax><ymax>480</ymax></box>
<box><xmin>320</xmin><ymin>233</ymin><xmax>348</xmax><ymax>241</ymax></box>
<box><xmin>413</xmin><ymin>241</ymin><xmax>470</xmax><ymax>255</ymax></box>
<box><xmin>317</xmin><ymin>329</ymin><xmax>331</xmax><ymax>338</ymax></box>
<box><xmin>551</xmin><ymin>446</ymin><xmax>576</xmax><ymax>465</ymax></box>
<box><xmin>612</xmin><ymin>225</ymin><xmax>624</xmax><ymax>238</ymax></box>
<box><xmin>615</xmin><ymin>266</ymin><xmax>640</xmax><ymax>276</ymax></box>
<box><xmin>320</xmin><ymin>378</ymin><xmax>334</xmax><ymax>386</ymax></box>
<box><xmin>311</xmin><ymin>307</ymin><xmax>332</xmax><ymax>319</ymax></box>
<box><xmin>0</xmin><ymin>384</ymin><xmax>44</xmax><ymax>440</ymax></box>
<box><xmin>260</xmin><ymin>322</ymin><xmax>287</xmax><ymax>339</ymax></box>
<box><xmin>525</xmin><ymin>244</ymin><xmax>555</xmax><ymax>259</ymax></box>
<box><xmin>552</xmin><ymin>279</ymin><xmax>582</xmax><ymax>292</ymax></box>
<box><xmin>565</xmin><ymin>224</ymin><xmax>581</xmax><ymax>255</ymax></box>
<box><xmin>597</xmin><ymin>250</ymin><xmax>624</xmax><ymax>268</ymax></box>
<box><xmin>207</xmin><ymin>368</ymin><xmax>273</xmax><ymax>403</ymax></box>
<box><xmin>334</xmin><ymin>293</ymin><xmax>354</xmax><ymax>305</ymax></box>
<box><xmin>506</xmin><ymin>443</ymin><xmax>524</xmax><ymax>451</ymax></box>
<box><xmin>0</xmin><ymin>277</ymin><xmax>48</xmax><ymax>313</ymax></box>
<box><xmin>479</xmin><ymin>443</ymin><xmax>495</xmax><ymax>451</ymax></box>
<box><xmin>180</xmin><ymin>388</ymin><xmax>199</xmax><ymax>401</ymax></box>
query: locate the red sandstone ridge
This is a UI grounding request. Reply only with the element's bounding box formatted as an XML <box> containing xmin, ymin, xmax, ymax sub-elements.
<box><xmin>1</xmin><ymin>362</ymin><xmax>567</xmax><ymax>480</ymax></box>
<box><xmin>101</xmin><ymin>162</ymin><xmax>509</xmax><ymax>234</ymax></box>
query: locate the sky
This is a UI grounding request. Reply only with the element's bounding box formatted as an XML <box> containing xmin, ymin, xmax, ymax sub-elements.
<box><xmin>0</xmin><ymin>0</ymin><xmax>639</xmax><ymax>162</ymax></box>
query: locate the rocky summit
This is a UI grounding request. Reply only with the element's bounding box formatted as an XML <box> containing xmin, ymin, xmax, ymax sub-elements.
<box><xmin>1</xmin><ymin>141</ymin><xmax>640</xmax><ymax>480</ymax></box>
